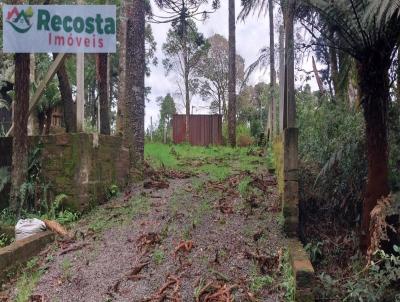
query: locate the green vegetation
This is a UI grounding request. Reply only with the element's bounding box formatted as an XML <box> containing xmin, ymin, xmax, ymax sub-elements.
<box><xmin>145</xmin><ymin>143</ymin><xmax>264</xmax><ymax>180</ymax></box>
<box><xmin>317</xmin><ymin>247</ymin><xmax>400</xmax><ymax>301</ymax></box>
<box><xmin>15</xmin><ymin>258</ymin><xmax>44</xmax><ymax>302</ymax></box>
<box><xmin>250</xmin><ymin>274</ymin><xmax>274</xmax><ymax>293</ymax></box>
<box><xmin>60</xmin><ymin>258</ymin><xmax>73</xmax><ymax>281</ymax></box>
<box><xmin>87</xmin><ymin>195</ymin><xmax>149</xmax><ymax>233</ymax></box>
<box><xmin>152</xmin><ymin>248</ymin><xmax>165</xmax><ymax>265</ymax></box>
<box><xmin>0</xmin><ymin>193</ymin><xmax>80</xmax><ymax>227</ymax></box>
<box><xmin>106</xmin><ymin>184</ymin><xmax>120</xmax><ymax>199</ymax></box>
<box><xmin>0</xmin><ymin>233</ymin><xmax>11</xmax><ymax>248</ymax></box>
<box><xmin>249</xmin><ymin>262</ymin><xmax>274</xmax><ymax>293</ymax></box>
<box><xmin>280</xmin><ymin>250</ymin><xmax>295</xmax><ymax>302</ymax></box>
<box><xmin>305</xmin><ymin>241</ymin><xmax>323</xmax><ymax>264</ymax></box>
<box><xmin>238</xmin><ymin>176</ymin><xmax>251</xmax><ymax>198</ymax></box>
<box><xmin>191</xmin><ymin>199</ymin><xmax>212</xmax><ymax>227</ymax></box>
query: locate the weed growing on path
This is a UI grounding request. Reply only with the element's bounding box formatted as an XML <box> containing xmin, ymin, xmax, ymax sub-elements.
<box><xmin>60</xmin><ymin>258</ymin><xmax>72</xmax><ymax>281</ymax></box>
<box><xmin>152</xmin><ymin>249</ymin><xmax>165</xmax><ymax>265</ymax></box>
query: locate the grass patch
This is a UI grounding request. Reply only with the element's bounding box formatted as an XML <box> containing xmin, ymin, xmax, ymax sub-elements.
<box><xmin>238</xmin><ymin>176</ymin><xmax>252</xmax><ymax>198</ymax></box>
<box><xmin>199</xmin><ymin>164</ymin><xmax>231</xmax><ymax>181</ymax></box>
<box><xmin>152</xmin><ymin>248</ymin><xmax>165</xmax><ymax>265</ymax></box>
<box><xmin>191</xmin><ymin>178</ymin><xmax>205</xmax><ymax>192</ymax></box>
<box><xmin>248</xmin><ymin>261</ymin><xmax>274</xmax><ymax>294</ymax></box>
<box><xmin>250</xmin><ymin>275</ymin><xmax>274</xmax><ymax>293</ymax></box>
<box><xmin>145</xmin><ymin>143</ymin><xmax>180</xmax><ymax>169</ymax></box>
<box><xmin>168</xmin><ymin>189</ymin><xmax>187</xmax><ymax>217</ymax></box>
<box><xmin>192</xmin><ymin>199</ymin><xmax>212</xmax><ymax>227</ymax></box>
<box><xmin>145</xmin><ymin>143</ymin><xmax>263</xmax><ymax>176</ymax></box>
<box><xmin>87</xmin><ymin>195</ymin><xmax>150</xmax><ymax>233</ymax></box>
<box><xmin>60</xmin><ymin>258</ymin><xmax>72</xmax><ymax>281</ymax></box>
<box><xmin>281</xmin><ymin>249</ymin><xmax>295</xmax><ymax>302</ymax></box>
<box><xmin>14</xmin><ymin>258</ymin><xmax>44</xmax><ymax>302</ymax></box>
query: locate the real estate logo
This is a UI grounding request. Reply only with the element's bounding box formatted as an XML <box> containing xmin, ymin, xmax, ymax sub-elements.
<box><xmin>6</xmin><ymin>6</ymin><xmax>34</xmax><ymax>33</ymax></box>
<box><xmin>3</xmin><ymin>5</ymin><xmax>116</xmax><ymax>53</ymax></box>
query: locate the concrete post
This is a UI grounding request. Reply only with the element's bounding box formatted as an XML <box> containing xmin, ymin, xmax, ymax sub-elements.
<box><xmin>76</xmin><ymin>0</ymin><xmax>85</xmax><ymax>132</ymax></box>
<box><xmin>76</xmin><ymin>53</ymin><xmax>84</xmax><ymax>132</ymax></box>
<box><xmin>286</xmin><ymin>0</ymin><xmax>296</xmax><ymax>128</ymax></box>
<box><xmin>282</xmin><ymin>127</ymin><xmax>299</xmax><ymax>237</ymax></box>
<box><xmin>279</xmin><ymin>25</ymin><xmax>286</xmax><ymax>133</ymax></box>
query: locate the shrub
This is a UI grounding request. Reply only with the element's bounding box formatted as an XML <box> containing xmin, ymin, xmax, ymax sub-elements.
<box><xmin>316</xmin><ymin>246</ymin><xmax>400</xmax><ymax>301</ymax></box>
<box><xmin>297</xmin><ymin>90</ymin><xmax>366</xmax><ymax>224</ymax></box>
<box><xmin>237</xmin><ymin>134</ymin><xmax>253</xmax><ymax>147</ymax></box>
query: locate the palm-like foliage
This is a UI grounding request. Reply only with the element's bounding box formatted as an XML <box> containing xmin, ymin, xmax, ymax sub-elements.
<box><xmin>238</xmin><ymin>0</ymin><xmax>270</xmax><ymax>20</ymax></box>
<box><xmin>365</xmin><ymin>0</ymin><xmax>400</xmax><ymax>24</ymax></box>
<box><xmin>303</xmin><ymin>0</ymin><xmax>400</xmax><ymax>58</ymax></box>
<box><xmin>303</xmin><ymin>0</ymin><xmax>400</xmax><ymax>252</ymax></box>
<box><xmin>242</xmin><ymin>46</ymin><xmax>271</xmax><ymax>86</ymax></box>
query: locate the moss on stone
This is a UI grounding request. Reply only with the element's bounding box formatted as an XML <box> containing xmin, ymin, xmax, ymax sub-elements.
<box><xmin>273</xmin><ymin>135</ymin><xmax>284</xmax><ymax>196</ymax></box>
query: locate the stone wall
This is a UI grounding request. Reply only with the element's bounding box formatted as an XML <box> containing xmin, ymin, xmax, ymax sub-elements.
<box><xmin>274</xmin><ymin>129</ymin><xmax>315</xmax><ymax>300</ymax></box>
<box><xmin>0</xmin><ymin>133</ymin><xmax>129</xmax><ymax>211</ymax></box>
<box><xmin>0</xmin><ymin>231</ymin><xmax>54</xmax><ymax>284</ymax></box>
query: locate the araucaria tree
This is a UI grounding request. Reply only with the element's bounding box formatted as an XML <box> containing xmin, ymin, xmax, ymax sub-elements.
<box><xmin>124</xmin><ymin>0</ymin><xmax>146</xmax><ymax>180</ymax></box>
<box><xmin>154</xmin><ymin>0</ymin><xmax>220</xmax><ymax>142</ymax></box>
<box><xmin>117</xmin><ymin>2</ymin><xmax>157</xmax><ymax>137</ymax></box>
<box><xmin>96</xmin><ymin>53</ymin><xmax>110</xmax><ymax>135</ymax></box>
<box><xmin>196</xmin><ymin>34</ymin><xmax>245</xmax><ymax>119</ymax></box>
<box><xmin>304</xmin><ymin>0</ymin><xmax>400</xmax><ymax>252</ymax></box>
<box><xmin>228</xmin><ymin>0</ymin><xmax>237</xmax><ymax>147</ymax></box>
<box><xmin>9</xmin><ymin>53</ymin><xmax>30</xmax><ymax>216</ymax></box>
<box><xmin>162</xmin><ymin>20</ymin><xmax>208</xmax><ymax>141</ymax></box>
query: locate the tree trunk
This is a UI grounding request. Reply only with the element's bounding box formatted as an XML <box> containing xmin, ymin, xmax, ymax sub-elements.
<box><xmin>54</xmin><ymin>54</ymin><xmax>76</xmax><ymax>133</ymax></box>
<box><xmin>223</xmin><ymin>98</ymin><xmax>227</xmax><ymax>121</ymax></box>
<box><xmin>45</xmin><ymin>107</ymin><xmax>53</xmax><ymax>135</ymax></box>
<box><xmin>357</xmin><ymin>56</ymin><xmax>391</xmax><ymax>253</ymax></box>
<box><xmin>116</xmin><ymin>0</ymin><xmax>127</xmax><ymax>137</ymax></box>
<box><xmin>184</xmin><ymin>65</ymin><xmax>190</xmax><ymax>143</ymax></box>
<box><xmin>183</xmin><ymin>20</ymin><xmax>191</xmax><ymax>143</ymax></box>
<box><xmin>228</xmin><ymin>0</ymin><xmax>236</xmax><ymax>147</ymax></box>
<box><xmin>124</xmin><ymin>0</ymin><xmax>145</xmax><ymax>180</ymax></box>
<box><xmin>9</xmin><ymin>53</ymin><xmax>30</xmax><ymax>216</ymax></box>
<box><xmin>269</xmin><ymin>0</ymin><xmax>276</xmax><ymax>137</ymax></box>
<box><xmin>279</xmin><ymin>25</ymin><xmax>286</xmax><ymax>133</ymax></box>
<box><xmin>28</xmin><ymin>54</ymin><xmax>40</xmax><ymax>136</ymax></box>
<box><xmin>397</xmin><ymin>49</ymin><xmax>400</xmax><ymax>104</ymax></box>
<box><xmin>312</xmin><ymin>56</ymin><xmax>325</xmax><ymax>94</ymax></box>
<box><xmin>96</xmin><ymin>53</ymin><xmax>111</xmax><ymax>135</ymax></box>
<box><xmin>218</xmin><ymin>92</ymin><xmax>222</xmax><ymax>115</ymax></box>
<box><xmin>285</xmin><ymin>0</ymin><xmax>296</xmax><ymax>128</ymax></box>
<box><xmin>38</xmin><ymin>111</ymin><xmax>45</xmax><ymax>135</ymax></box>
<box><xmin>329</xmin><ymin>46</ymin><xmax>339</xmax><ymax>98</ymax></box>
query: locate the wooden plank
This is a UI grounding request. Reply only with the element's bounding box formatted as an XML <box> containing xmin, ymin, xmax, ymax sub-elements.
<box><xmin>6</xmin><ymin>53</ymin><xmax>67</xmax><ymax>137</ymax></box>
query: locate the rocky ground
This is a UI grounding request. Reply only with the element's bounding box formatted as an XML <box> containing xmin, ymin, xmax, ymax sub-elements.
<box><xmin>6</xmin><ymin>149</ymin><xmax>290</xmax><ymax>302</ymax></box>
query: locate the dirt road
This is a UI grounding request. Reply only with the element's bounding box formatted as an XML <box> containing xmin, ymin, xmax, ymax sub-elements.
<box><xmin>13</xmin><ymin>160</ymin><xmax>288</xmax><ymax>301</ymax></box>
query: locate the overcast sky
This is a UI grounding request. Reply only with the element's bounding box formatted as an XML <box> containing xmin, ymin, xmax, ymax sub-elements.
<box><xmin>145</xmin><ymin>0</ymin><xmax>283</xmax><ymax>129</ymax></box>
